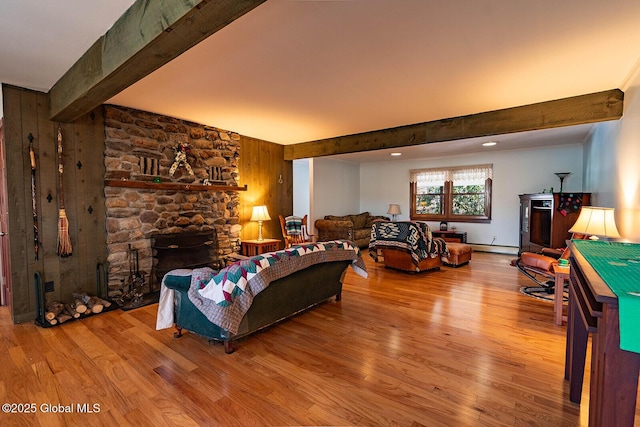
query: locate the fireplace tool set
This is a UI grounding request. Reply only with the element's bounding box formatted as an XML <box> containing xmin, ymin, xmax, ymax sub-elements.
<box><xmin>116</xmin><ymin>244</ymin><xmax>146</xmax><ymax>308</ymax></box>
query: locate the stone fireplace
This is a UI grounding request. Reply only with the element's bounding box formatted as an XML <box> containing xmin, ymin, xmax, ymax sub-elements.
<box><xmin>103</xmin><ymin>105</ymin><xmax>243</xmax><ymax>297</ymax></box>
<box><xmin>149</xmin><ymin>229</ymin><xmax>220</xmax><ymax>290</ymax></box>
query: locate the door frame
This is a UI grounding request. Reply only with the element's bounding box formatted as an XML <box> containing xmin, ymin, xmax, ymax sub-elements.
<box><xmin>0</xmin><ymin>117</ymin><xmax>11</xmax><ymax>307</ymax></box>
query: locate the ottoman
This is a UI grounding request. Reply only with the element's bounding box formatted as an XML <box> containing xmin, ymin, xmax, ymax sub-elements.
<box><xmin>444</xmin><ymin>242</ymin><xmax>472</xmax><ymax>267</ymax></box>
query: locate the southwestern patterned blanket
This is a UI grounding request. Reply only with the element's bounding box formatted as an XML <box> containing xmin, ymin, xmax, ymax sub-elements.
<box><xmin>369</xmin><ymin>221</ymin><xmax>448</xmax><ymax>265</ymax></box>
<box><xmin>185</xmin><ymin>240</ymin><xmax>366</xmax><ymax>334</ymax></box>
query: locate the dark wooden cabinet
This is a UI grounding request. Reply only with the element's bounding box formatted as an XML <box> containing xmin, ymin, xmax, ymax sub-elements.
<box><xmin>431</xmin><ymin>230</ymin><xmax>467</xmax><ymax>243</ymax></box>
<box><xmin>518</xmin><ymin>193</ymin><xmax>590</xmax><ymax>255</ymax></box>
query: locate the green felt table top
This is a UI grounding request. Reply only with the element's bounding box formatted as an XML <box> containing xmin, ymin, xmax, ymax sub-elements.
<box><xmin>572</xmin><ymin>240</ymin><xmax>640</xmax><ymax>353</ymax></box>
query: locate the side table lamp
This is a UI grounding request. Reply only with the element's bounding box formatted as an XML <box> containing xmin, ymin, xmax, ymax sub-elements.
<box><xmin>250</xmin><ymin>205</ymin><xmax>271</xmax><ymax>241</ymax></box>
<box><xmin>568</xmin><ymin>206</ymin><xmax>621</xmax><ymax>240</ymax></box>
<box><xmin>387</xmin><ymin>204</ymin><xmax>401</xmax><ymax>221</ymax></box>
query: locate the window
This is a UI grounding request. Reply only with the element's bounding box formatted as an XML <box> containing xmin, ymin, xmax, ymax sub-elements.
<box><xmin>410</xmin><ymin>164</ymin><xmax>492</xmax><ymax>223</ymax></box>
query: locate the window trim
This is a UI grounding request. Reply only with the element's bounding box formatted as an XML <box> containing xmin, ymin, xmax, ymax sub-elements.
<box><xmin>409</xmin><ymin>165</ymin><xmax>492</xmax><ymax>223</ymax></box>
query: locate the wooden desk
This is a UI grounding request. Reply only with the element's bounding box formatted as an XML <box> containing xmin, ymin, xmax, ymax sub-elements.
<box><xmin>241</xmin><ymin>239</ymin><xmax>280</xmax><ymax>256</ymax></box>
<box><xmin>565</xmin><ymin>241</ymin><xmax>640</xmax><ymax>426</ymax></box>
<box><xmin>554</xmin><ymin>264</ymin><xmax>570</xmax><ymax>326</ymax></box>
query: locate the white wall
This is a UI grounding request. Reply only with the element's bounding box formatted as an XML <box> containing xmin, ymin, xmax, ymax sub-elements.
<box><xmin>293</xmin><ymin>159</ymin><xmax>310</xmax><ymax>217</ymax></box>
<box><xmin>309</xmin><ymin>157</ymin><xmax>360</xmax><ymax>228</ymax></box>
<box><xmin>584</xmin><ymin>63</ymin><xmax>640</xmax><ymax>242</ymax></box>
<box><xmin>583</xmin><ymin>121</ymin><xmax>620</xmax><ymax>208</ymax></box>
<box><xmin>359</xmin><ymin>144</ymin><xmax>585</xmax><ymax>247</ymax></box>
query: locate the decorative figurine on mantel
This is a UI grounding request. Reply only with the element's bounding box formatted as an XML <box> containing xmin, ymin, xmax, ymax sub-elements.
<box><xmin>169</xmin><ymin>143</ymin><xmax>194</xmax><ymax>176</ymax></box>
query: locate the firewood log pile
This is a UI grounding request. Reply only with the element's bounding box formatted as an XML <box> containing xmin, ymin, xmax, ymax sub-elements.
<box><xmin>44</xmin><ymin>293</ymin><xmax>112</xmax><ymax>326</ymax></box>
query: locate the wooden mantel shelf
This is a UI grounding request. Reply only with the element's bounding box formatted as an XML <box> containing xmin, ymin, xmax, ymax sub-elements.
<box><xmin>104</xmin><ymin>179</ymin><xmax>247</xmax><ymax>192</ymax></box>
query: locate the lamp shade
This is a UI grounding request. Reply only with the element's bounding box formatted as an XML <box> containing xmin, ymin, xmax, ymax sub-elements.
<box><xmin>250</xmin><ymin>205</ymin><xmax>271</xmax><ymax>222</ymax></box>
<box><xmin>569</xmin><ymin>206</ymin><xmax>621</xmax><ymax>239</ymax></box>
<box><xmin>387</xmin><ymin>204</ymin><xmax>401</xmax><ymax>215</ymax></box>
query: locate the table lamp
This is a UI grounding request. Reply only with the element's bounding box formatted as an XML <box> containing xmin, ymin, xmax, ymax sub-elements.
<box><xmin>387</xmin><ymin>204</ymin><xmax>401</xmax><ymax>221</ymax></box>
<box><xmin>250</xmin><ymin>205</ymin><xmax>271</xmax><ymax>241</ymax></box>
<box><xmin>569</xmin><ymin>206</ymin><xmax>621</xmax><ymax>240</ymax></box>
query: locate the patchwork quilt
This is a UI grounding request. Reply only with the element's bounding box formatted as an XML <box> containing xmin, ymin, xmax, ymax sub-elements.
<box><xmin>186</xmin><ymin>240</ymin><xmax>367</xmax><ymax>334</ymax></box>
<box><xmin>369</xmin><ymin>221</ymin><xmax>448</xmax><ymax>265</ymax></box>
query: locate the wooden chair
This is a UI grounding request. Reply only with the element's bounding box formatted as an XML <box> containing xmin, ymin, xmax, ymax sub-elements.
<box><xmin>279</xmin><ymin>215</ymin><xmax>314</xmax><ymax>248</ymax></box>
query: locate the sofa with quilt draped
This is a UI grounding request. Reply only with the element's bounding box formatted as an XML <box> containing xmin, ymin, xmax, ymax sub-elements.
<box><xmin>156</xmin><ymin>240</ymin><xmax>367</xmax><ymax>353</ymax></box>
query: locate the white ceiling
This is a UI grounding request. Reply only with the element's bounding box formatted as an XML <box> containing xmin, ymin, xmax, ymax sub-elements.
<box><xmin>2</xmin><ymin>0</ymin><xmax>640</xmax><ymax>163</ymax></box>
<box><xmin>0</xmin><ymin>0</ymin><xmax>136</xmax><ymax>93</ymax></box>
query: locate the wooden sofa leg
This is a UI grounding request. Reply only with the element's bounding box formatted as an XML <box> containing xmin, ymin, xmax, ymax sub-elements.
<box><xmin>173</xmin><ymin>326</ymin><xmax>183</xmax><ymax>338</ymax></box>
<box><xmin>336</xmin><ymin>292</ymin><xmax>342</xmax><ymax>302</ymax></box>
<box><xmin>224</xmin><ymin>340</ymin><xmax>235</xmax><ymax>354</ymax></box>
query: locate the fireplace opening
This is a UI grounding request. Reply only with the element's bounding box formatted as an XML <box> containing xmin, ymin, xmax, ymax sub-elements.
<box><xmin>150</xmin><ymin>229</ymin><xmax>221</xmax><ymax>291</ymax></box>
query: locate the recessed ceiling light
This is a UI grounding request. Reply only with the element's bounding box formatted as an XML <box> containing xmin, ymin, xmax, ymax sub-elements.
<box><xmin>482</xmin><ymin>141</ymin><xmax>497</xmax><ymax>147</ymax></box>
<box><xmin>391</xmin><ymin>152</ymin><xmax>402</xmax><ymax>156</ymax></box>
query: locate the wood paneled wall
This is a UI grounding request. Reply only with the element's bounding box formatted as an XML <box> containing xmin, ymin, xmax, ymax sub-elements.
<box><xmin>2</xmin><ymin>85</ymin><xmax>107</xmax><ymax>323</ymax></box>
<box><xmin>2</xmin><ymin>84</ymin><xmax>293</xmax><ymax>323</ymax></box>
<box><xmin>239</xmin><ymin>135</ymin><xmax>293</xmax><ymax>244</ymax></box>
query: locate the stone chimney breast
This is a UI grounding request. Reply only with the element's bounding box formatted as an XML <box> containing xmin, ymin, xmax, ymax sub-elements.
<box><xmin>103</xmin><ymin>105</ymin><xmax>241</xmax><ymax>296</ymax></box>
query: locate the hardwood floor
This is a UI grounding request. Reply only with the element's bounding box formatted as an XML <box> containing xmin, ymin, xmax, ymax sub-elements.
<box><xmin>1</xmin><ymin>251</ymin><xmax>639</xmax><ymax>426</ymax></box>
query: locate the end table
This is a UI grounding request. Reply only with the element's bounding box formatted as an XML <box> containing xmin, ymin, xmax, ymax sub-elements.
<box><xmin>241</xmin><ymin>239</ymin><xmax>280</xmax><ymax>256</ymax></box>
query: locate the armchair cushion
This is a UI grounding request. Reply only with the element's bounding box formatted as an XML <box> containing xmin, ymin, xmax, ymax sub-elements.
<box><xmin>520</xmin><ymin>252</ymin><xmax>558</xmax><ymax>272</ymax></box>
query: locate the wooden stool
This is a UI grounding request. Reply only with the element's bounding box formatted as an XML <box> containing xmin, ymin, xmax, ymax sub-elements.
<box><xmin>443</xmin><ymin>243</ymin><xmax>472</xmax><ymax>267</ymax></box>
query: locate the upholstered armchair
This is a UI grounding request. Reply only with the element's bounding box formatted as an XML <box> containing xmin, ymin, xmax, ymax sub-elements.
<box><xmin>369</xmin><ymin>220</ymin><xmax>448</xmax><ymax>272</ymax></box>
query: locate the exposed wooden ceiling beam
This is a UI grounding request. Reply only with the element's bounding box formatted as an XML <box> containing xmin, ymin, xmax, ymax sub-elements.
<box><xmin>284</xmin><ymin>89</ymin><xmax>623</xmax><ymax>160</ymax></box>
<box><xmin>49</xmin><ymin>0</ymin><xmax>266</xmax><ymax>122</ymax></box>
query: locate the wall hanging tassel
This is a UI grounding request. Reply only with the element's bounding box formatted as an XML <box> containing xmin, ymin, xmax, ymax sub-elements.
<box><xmin>56</xmin><ymin>125</ymin><xmax>72</xmax><ymax>257</ymax></box>
<box><xmin>29</xmin><ymin>134</ymin><xmax>39</xmax><ymax>260</ymax></box>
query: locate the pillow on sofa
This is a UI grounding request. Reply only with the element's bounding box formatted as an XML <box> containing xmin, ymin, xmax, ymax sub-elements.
<box><xmin>350</xmin><ymin>212</ymin><xmax>370</xmax><ymax>229</ymax></box>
